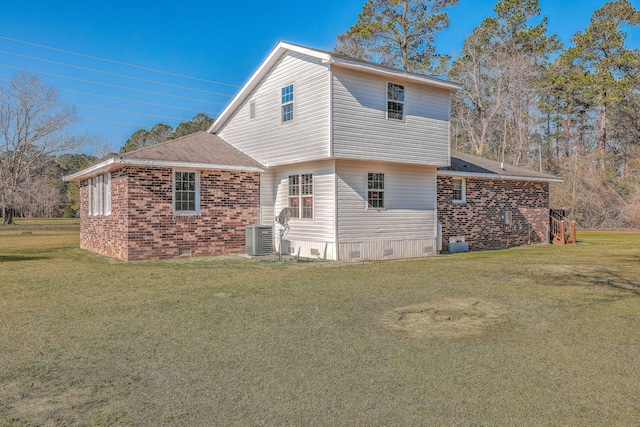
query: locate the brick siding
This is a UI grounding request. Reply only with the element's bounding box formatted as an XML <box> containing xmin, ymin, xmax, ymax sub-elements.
<box><xmin>80</xmin><ymin>166</ymin><xmax>260</xmax><ymax>261</ymax></box>
<box><xmin>437</xmin><ymin>176</ymin><xmax>549</xmax><ymax>252</ymax></box>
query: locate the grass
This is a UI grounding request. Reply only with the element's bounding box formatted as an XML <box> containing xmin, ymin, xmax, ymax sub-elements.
<box><xmin>1</xmin><ymin>226</ymin><xmax>639</xmax><ymax>426</ymax></box>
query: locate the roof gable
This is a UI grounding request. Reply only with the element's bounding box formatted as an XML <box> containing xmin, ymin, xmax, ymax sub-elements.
<box><xmin>209</xmin><ymin>41</ymin><xmax>462</xmax><ymax>134</ymax></box>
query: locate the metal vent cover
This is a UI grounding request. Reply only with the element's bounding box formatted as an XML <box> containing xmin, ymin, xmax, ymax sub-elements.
<box><xmin>246</xmin><ymin>225</ymin><xmax>273</xmax><ymax>256</ymax></box>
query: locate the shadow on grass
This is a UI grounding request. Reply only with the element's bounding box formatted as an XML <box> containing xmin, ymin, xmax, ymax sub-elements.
<box><xmin>0</xmin><ymin>255</ymin><xmax>51</xmax><ymax>262</ymax></box>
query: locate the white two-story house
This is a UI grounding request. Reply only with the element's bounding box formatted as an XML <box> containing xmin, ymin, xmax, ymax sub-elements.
<box><xmin>65</xmin><ymin>42</ymin><xmax>559</xmax><ymax>261</ymax></box>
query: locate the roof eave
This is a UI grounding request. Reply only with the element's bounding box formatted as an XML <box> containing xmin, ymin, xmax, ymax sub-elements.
<box><xmin>63</xmin><ymin>157</ymin><xmax>265</xmax><ymax>182</ymax></box>
<box><xmin>329</xmin><ymin>57</ymin><xmax>463</xmax><ymax>91</ymax></box>
<box><xmin>437</xmin><ymin>170</ymin><xmax>563</xmax><ymax>183</ymax></box>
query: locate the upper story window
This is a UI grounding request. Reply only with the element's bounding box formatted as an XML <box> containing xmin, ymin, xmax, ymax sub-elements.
<box><xmin>367</xmin><ymin>172</ymin><xmax>385</xmax><ymax>208</ymax></box>
<box><xmin>87</xmin><ymin>173</ymin><xmax>112</xmax><ymax>216</ymax></box>
<box><xmin>452</xmin><ymin>178</ymin><xmax>466</xmax><ymax>203</ymax></box>
<box><xmin>249</xmin><ymin>100</ymin><xmax>256</xmax><ymax>119</ymax></box>
<box><xmin>288</xmin><ymin>173</ymin><xmax>313</xmax><ymax>219</ymax></box>
<box><xmin>387</xmin><ymin>83</ymin><xmax>404</xmax><ymax>120</ymax></box>
<box><xmin>174</xmin><ymin>170</ymin><xmax>199</xmax><ymax>214</ymax></box>
<box><xmin>281</xmin><ymin>84</ymin><xmax>294</xmax><ymax>122</ymax></box>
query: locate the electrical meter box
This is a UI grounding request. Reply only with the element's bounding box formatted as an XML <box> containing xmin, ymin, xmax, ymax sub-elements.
<box><xmin>500</xmin><ymin>210</ymin><xmax>512</xmax><ymax>225</ymax></box>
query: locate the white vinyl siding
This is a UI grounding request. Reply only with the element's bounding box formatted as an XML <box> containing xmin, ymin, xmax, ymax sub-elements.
<box><xmin>332</xmin><ymin>67</ymin><xmax>451</xmax><ymax>166</ymax></box>
<box><xmin>336</xmin><ymin>160</ymin><xmax>437</xmax><ymax>243</ymax></box>
<box><xmin>260</xmin><ymin>171</ymin><xmax>275</xmax><ymax>226</ymax></box>
<box><xmin>217</xmin><ymin>52</ymin><xmax>331</xmax><ymax>167</ymax></box>
<box><xmin>273</xmin><ymin>160</ymin><xmax>335</xmax><ymax>244</ymax></box>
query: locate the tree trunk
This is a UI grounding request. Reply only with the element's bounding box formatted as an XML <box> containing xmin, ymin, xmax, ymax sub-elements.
<box><xmin>599</xmin><ymin>102</ymin><xmax>607</xmax><ymax>171</ymax></box>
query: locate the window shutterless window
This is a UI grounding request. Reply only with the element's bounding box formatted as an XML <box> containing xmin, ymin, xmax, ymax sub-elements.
<box><xmin>87</xmin><ymin>173</ymin><xmax>112</xmax><ymax>216</ymax></box>
<box><xmin>452</xmin><ymin>178</ymin><xmax>466</xmax><ymax>203</ymax></box>
<box><xmin>387</xmin><ymin>83</ymin><xmax>404</xmax><ymax>120</ymax></box>
<box><xmin>368</xmin><ymin>173</ymin><xmax>385</xmax><ymax>208</ymax></box>
<box><xmin>174</xmin><ymin>171</ymin><xmax>199</xmax><ymax>214</ymax></box>
<box><xmin>288</xmin><ymin>173</ymin><xmax>313</xmax><ymax>219</ymax></box>
<box><xmin>281</xmin><ymin>84</ymin><xmax>294</xmax><ymax>122</ymax></box>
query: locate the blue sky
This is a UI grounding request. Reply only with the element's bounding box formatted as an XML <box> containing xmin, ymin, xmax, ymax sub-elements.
<box><xmin>1</xmin><ymin>0</ymin><xmax>638</xmax><ymax>154</ymax></box>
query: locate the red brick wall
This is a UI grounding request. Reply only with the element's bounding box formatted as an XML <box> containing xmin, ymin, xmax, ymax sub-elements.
<box><xmin>80</xmin><ymin>168</ymin><xmax>129</xmax><ymax>260</ymax></box>
<box><xmin>437</xmin><ymin>176</ymin><xmax>549</xmax><ymax>252</ymax></box>
<box><xmin>80</xmin><ymin>166</ymin><xmax>260</xmax><ymax>261</ymax></box>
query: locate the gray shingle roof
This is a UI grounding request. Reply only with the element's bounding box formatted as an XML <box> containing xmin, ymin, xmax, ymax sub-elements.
<box><xmin>64</xmin><ymin>131</ymin><xmax>264</xmax><ymax>181</ymax></box>
<box><xmin>120</xmin><ymin>131</ymin><xmax>263</xmax><ymax>169</ymax></box>
<box><xmin>439</xmin><ymin>150</ymin><xmax>562</xmax><ymax>182</ymax></box>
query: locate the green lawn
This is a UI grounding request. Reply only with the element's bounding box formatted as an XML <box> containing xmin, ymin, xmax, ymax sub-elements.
<box><xmin>1</xmin><ymin>227</ymin><xmax>639</xmax><ymax>426</ymax></box>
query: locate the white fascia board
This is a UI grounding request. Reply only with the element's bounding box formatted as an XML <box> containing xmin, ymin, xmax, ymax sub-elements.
<box><xmin>209</xmin><ymin>42</ymin><xmax>331</xmax><ymax>134</ymax></box>
<box><xmin>122</xmin><ymin>158</ymin><xmax>264</xmax><ymax>173</ymax></box>
<box><xmin>63</xmin><ymin>158</ymin><xmax>117</xmax><ymax>181</ymax></box>
<box><xmin>329</xmin><ymin>57</ymin><xmax>463</xmax><ymax>91</ymax></box>
<box><xmin>64</xmin><ymin>157</ymin><xmax>264</xmax><ymax>182</ymax></box>
<box><xmin>437</xmin><ymin>170</ymin><xmax>563</xmax><ymax>183</ymax></box>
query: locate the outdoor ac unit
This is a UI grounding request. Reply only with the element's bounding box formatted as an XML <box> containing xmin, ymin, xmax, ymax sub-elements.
<box><xmin>246</xmin><ymin>225</ymin><xmax>273</xmax><ymax>256</ymax></box>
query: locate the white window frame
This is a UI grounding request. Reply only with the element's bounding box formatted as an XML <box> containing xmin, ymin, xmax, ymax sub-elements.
<box><xmin>387</xmin><ymin>82</ymin><xmax>405</xmax><ymax>121</ymax></box>
<box><xmin>452</xmin><ymin>177</ymin><xmax>466</xmax><ymax>203</ymax></box>
<box><xmin>367</xmin><ymin>172</ymin><xmax>385</xmax><ymax>209</ymax></box>
<box><xmin>281</xmin><ymin>84</ymin><xmax>294</xmax><ymax>123</ymax></box>
<box><xmin>87</xmin><ymin>173</ymin><xmax>112</xmax><ymax>216</ymax></box>
<box><xmin>173</xmin><ymin>170</ymin><xmax>200</xmax><ymax>215</ymax></box>
<box><xmin>104</xmin><ymin>173</ymin><xmax>112</xmax><ymax>215</ymax></box>
<box><xmin>287</xmin><ymin>173</ymin><xmax>313</xmax><ymax>219</ymax></box>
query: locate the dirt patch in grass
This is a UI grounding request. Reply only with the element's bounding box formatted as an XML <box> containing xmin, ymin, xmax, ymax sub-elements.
<box><xmin>383</xmin><ymin>298</ymin><xmax>509</xmax><ymax>339</ymax></box>
<box><xmin>3</xmin><ymin>382</ymin><xmax>94</xmax><ymax>426</ymax></box>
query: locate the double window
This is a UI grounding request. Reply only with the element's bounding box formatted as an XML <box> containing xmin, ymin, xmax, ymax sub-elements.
<box><xmin>288</xmin><ymin>174</ymin><xmax>313</xmax><ymax>219</ymax></box>
<box><xmin>387</xmin><ymin>83</ymin><xmax>404</xmax><ymax>120</ymax></box>
<box><xmin>87</xmin><ymin>173</ymin><xmax>111</xmax><ymax>216</ymax></box>
<box><xmin>174</xmin><ymin>171</ymin><xmax>199</xmax><ymax>214</ymax></box>
<box><xmin>281</xmin><ymin>84</ymin><xmax>294</xmax><ymax>122</ymax></box>
<box><xmin>367</xmin><ymin>173</ymin><xmax>385</xmax><ymax>208</ymax></box>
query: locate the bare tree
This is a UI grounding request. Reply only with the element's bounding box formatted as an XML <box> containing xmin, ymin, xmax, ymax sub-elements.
<box><xmin>0</xmin><ymin>72</ymin><xmax>83</xmax><ymax>223</ymax></box>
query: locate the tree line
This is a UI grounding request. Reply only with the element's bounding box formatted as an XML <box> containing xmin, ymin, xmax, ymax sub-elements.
<box><xmin>2</xmin><ymin>0</ymin><xmax>639</xmax><ymax>228</ymax></box>
<box><xmin>0</xmin><ymin>71</ymin><xmax>213</xmax><ymax>223</ymax></box>
<box><xmin>337</xmin><ymin>0</ymin><xmax>640</xmax><ymax>228</ymax></box>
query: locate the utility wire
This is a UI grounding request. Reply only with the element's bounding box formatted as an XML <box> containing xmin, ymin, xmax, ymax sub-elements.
<box><xmin>0</xmin><ymin>35</ymin><xmax>240</xmax><ymax>88</ymax></box>
<box><xmin>0</xmin><ymin>63</ymin><xmax>225</xmax><ymax>105</ymax></box>
<box><xmin>75</xmin><ymin>104</ymin><xmax>191</xmax><ymax>121</ymax></box>
<box><xmin>80</xmin><ymin>117</ymin><xmax>149</xmax><ymax>128</ymax></box>
<box><xmin>0</xmin><ymin>50</ymin><xmax>235</xmax><ymax>97</ymax></box>
<box><xmin>59</xmin><ymin>88</ymin><xmax>218</xmax><ymax>115</ymax></box>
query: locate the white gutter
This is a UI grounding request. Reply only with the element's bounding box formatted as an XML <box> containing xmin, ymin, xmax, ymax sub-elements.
<box><xmin>437</xmin><ymin>170</ymin><xmax>563</xmax><ymax>183</ymax></box>
<box><xmin>63</xmin><ymin>157</ymin><xmax>264</xmax><ymax>182</ymax></box>
<box><xmin>329</xmin><ymin>57</ymin><xmax>463</xmax><ymax>91</ymax></box>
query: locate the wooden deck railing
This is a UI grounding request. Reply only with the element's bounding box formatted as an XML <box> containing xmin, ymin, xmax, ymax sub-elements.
<box><xmin>549</xmin><ymin>209</ymin><xmax>576</xmax><ymax>245</ymax></box>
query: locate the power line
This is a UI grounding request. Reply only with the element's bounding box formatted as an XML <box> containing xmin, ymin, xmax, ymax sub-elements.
<box><xmin>59</xmin><ymin>88</ymin><xmax>218</xmax><ymax>115</ymax></box>
<box><xmin>0</xmin><ymin>63</ymin><xmax>225</xmax><ymax>105</ymax></box>
<box><xmin>80</xmin><ymin>117</ymin><xmax>149</xmax><ymax>128</ymax></box>
<box><xmin>0</xmin><ymin>35</ymin><xmax>240</xmax><ymax>88</ymax></box>
<box><xmin>0</xmin><ymin>50</ymin><xmax>236</xmax><ymax>97</ymax></box>
<box><xmin>75</xmin><ymin>104</ymin><xmax>192</xmax><ymax>121</ymax></box>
